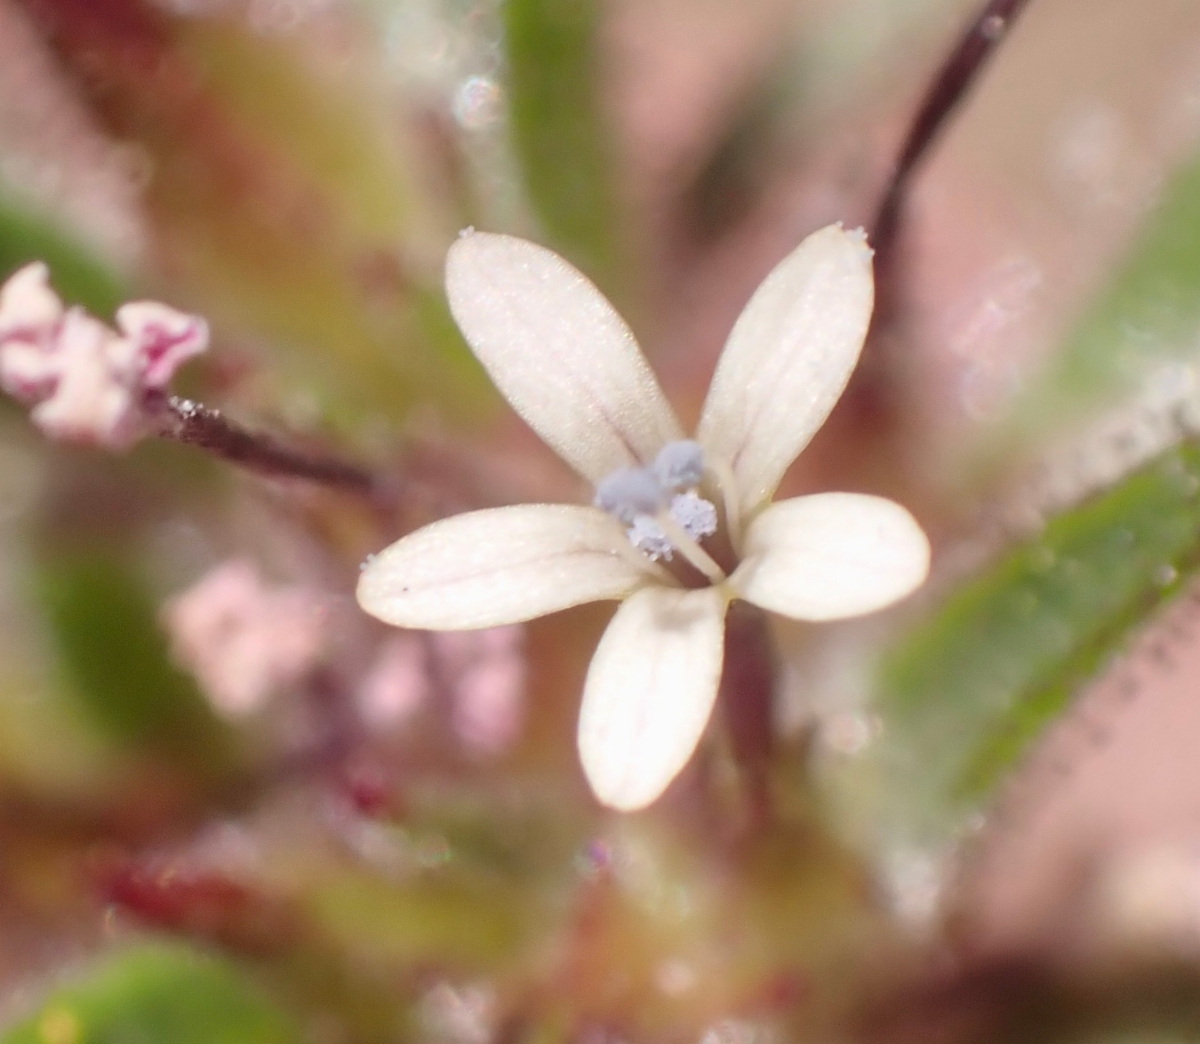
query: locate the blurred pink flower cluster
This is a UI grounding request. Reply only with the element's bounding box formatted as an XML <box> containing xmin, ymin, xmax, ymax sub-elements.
<box><xmin>0</xmin><ymin>262</ymin><xmax>208</xmax><ymax>448</ymax></box>
<box><xmin>359</xmin><ymin>627</ymin><xmax>525</xmax><ymax>758</ymax></box>
<box><xmin>163</xmin><ymin>559</ymin><xmax>329</xmax><ymax>719</ymax></box>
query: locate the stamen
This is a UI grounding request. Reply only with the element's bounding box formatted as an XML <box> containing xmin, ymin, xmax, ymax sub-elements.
<box><xmin>594</xmin><ymin>466</ymin><xmax>666</xmax><ymax>524</ymax></box>
<box><xmin>669</xmin><ymin>491</ymin><xmax>717</xmax><ymax>540</ymax></box>
<box><xmin>594</xmin><ymin>460</ymin><xmax>722</xmax><ymax>578</ymax></box>
<box><xmin>654</xmin><ymin>509</ymin><xmax>726</xmax><ymax>584</ymax></box>
<box><xmin>610</xmin><ymin>531</ymin><xmax>677</xmax><ymax>584</ymax></box>
<box><xmin>626</xmin><ymin>515</ymin><xmax>674</xmax><ymax>560</ymax></box>
<box><xmin>653</xmin><ymin>439</ymin><xmax>705</xmax><ymax>491</ymax></box>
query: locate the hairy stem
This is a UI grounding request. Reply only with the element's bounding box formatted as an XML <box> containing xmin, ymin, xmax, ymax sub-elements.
<box><xmin>155</xmin><ymin>395</ymin><xmax>379</xmax><ymax>498</ymax></box>
<box><xmin>872</xmin><ymin>0</ymin><xmax>1033</xmax><ymax>268</ymax></box>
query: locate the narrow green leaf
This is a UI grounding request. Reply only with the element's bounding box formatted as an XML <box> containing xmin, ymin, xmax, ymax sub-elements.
<box><xmin>873</xmin><ymin>441</ymin><xmax>1200</xmax><ymax>825</ymax></box>
<box><xmin>0</xmin><ymin>194</ymin><xmax>126</xmax><ymax>315</ymax></box>
<box><xmin>1</xmin><ymin>944</ymin><xmax>300</xmax><ymax>1044</ymax></box>
<box><xmin>32</xmin><ymin>551</ymin><xmax>236</xmax><ymax>778</ymax></box>
<box><xmin>504</xmin><ymin>0</ymin><xmax>624</xmax><ymax>294</ymax></box>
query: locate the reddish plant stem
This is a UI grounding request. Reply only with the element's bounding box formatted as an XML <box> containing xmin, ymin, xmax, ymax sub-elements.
<box><xmin>872</xmin><ymin>0</ymin><xmax>1033</xmax><ymax>271</ymax></box>
<box><xmin>832</xmin><ymin>0</ymin><xmax>1034</xmax><ymax>461</ymax></box>
<box><xmin>719</xmin><ymin>601</ymin><xmax>778</xmax><ymax>826</ymax></box>
<box><xmin>873</xmin><ymin>0</ymin><xmax>1032</xmax><ymax>265</ymax></box>
<box><xmin>155</xmin><ymin>395</ymin><xmax>378</xmax><ymax>497</ymax></box>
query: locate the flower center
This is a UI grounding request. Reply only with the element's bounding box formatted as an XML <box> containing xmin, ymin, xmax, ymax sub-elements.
<box><xmin>594</xmin><ymin>441</ymin><xmax>726</xmax><ymax>583</ymax></box>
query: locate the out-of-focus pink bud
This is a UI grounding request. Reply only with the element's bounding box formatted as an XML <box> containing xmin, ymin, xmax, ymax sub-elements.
<box><xmin>30</xmin><ymin>310</ymin><xmax>140</xmax><ymax>448</ymax></box>
<box><xmin>432</xmin><ymin>625</ymin><xmax>525</xmax><ymax>758</ymax></box>
<box><xmin>0</xmin><ymin>262</ymin><xmax>62</xmax><ymax>341</ymax></box>
<box><xmin>357</xmin><ymin>634</ymin><xmax>431</xmax><ymax>729</ymax></box>
<box><xmin>0</xmin><ymin>263</ymin><xmax>209</xmax><ymax>449</ymax></box>
<box><xmin>116</xmin><ymin>301</ymin><xmax>210</xmax><ymax>389</ymax></box>
<box><xmin>0</xmin><ymin>263</ymin><xmax>63</xmax><ymax>403</ymax></box>
<box><xmin>162</xmin><ymin>559</ymin><xmax>329</xmax><ymax>718</ymax></box>
<box><xmin>453</xmin><ymin>647</ymin><xmax>525</xmax><ymax>758</ymax></box>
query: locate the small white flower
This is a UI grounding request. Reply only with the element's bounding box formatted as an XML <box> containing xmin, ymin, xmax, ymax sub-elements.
<box><xmin>357</xmin><ymin>224</ymin><xmax>930</xmax><ymax>811</ymax></box>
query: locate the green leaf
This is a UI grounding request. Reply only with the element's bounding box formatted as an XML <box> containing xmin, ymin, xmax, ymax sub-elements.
<box><xmin>504</xmin><ymin>0</ymin><xmax>624</xmax><ymax>295</ymax></box>
<box><xmin>32</xmin><ymin>550</ymin><xmax>236</xmax><ymax>778</ymax></box>
<box><xmin>1004</xmin><ymin>145</ymin><xmax>1200</xmax><ymax>447</ymax></box>
<box><xmin>0</xmin><ymin>194</ymin><xmax>126</xmax><ymax>315</ymax></box>
<box><xmin>871</xmin><ymin>441</ymin><xmax>1200</xmax><ymax>830</ymax></box>
<box><xmin>1</xmin><ymin>943</ymin><xmax>300</xmax><ymax>1044</ymax></box>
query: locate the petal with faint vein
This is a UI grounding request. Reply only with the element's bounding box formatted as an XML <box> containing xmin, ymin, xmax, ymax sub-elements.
<box><xmin>697</xmin><ymin>224</ymin><xmax>874</xmax><ymax>517</ymax></box>
<box><xmin>731</xmin><ymin>493</ymin><xmax>929</xmax><ymax>621</ymax></box>
<box><xmin>357</xmin><ymin>504</ymin><xmax>649</xmax><ymax>631</ymax></box>
<box><xmin>446</xmin><ymin>231</ymin><xmax>682</xmax><ymax>483</ymax></box>
<box><xmin>578</xmin><ymin>585</ymin><xmax>728</xmax><ymax>811</ymax></box>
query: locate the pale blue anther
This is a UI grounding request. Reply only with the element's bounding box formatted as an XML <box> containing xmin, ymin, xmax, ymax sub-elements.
<box><xmin>593</xmin><ymin>466</ymin><xmax>666</xmax><ymax>524</ymax></box>
<box><xmin>653</xmin><ymin>440</ymin><xmax>705</xmax><ymax>491</ymax></box>
<box><xmin>626</xmin><ymin>515</ymin><xmax>674</xmax><ymax>560</ymax></box>
<box><xmin>622</xmin><ymin>492</ymin><xmax>719</xmax><ymax>561</ymax></box>
<box><xmin>669</xmin><ymin>491</ymin><xmax>717</xmax><ymax>540</ymax></box>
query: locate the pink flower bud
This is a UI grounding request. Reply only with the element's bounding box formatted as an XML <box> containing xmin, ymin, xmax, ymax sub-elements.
<box><xmin>162</xmin><ymin>559</ymin><xmax>329</xmax><ymax>718</ymax></box>
<box><xmin>0</xmin><ymin>263</ymin><xmax>210</xmax><ymax>450</ymax></box>
<box><xmin>0</xmin><ymin>262</ymin><xmax>62</xmax><ymax>341</ymax></box>
<box><xmin>116</xmin><ymin>301</ymin><xmax>210</xmax><ymax>389</ymax></box>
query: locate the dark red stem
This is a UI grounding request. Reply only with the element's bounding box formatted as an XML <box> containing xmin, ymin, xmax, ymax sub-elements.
<box><xmin>872</xmin><ymin>0</ymin><xmax>1034</xmax><ymax>268</ymax></box>
<box><xmin>156</xmin><ymin>395</ymin><xmax>378</xmax><ymax>497</ymax></box>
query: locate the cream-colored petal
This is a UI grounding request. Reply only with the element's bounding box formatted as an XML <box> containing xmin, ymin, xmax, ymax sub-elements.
<box><xmin>731</xmin><ymin>494</ymin><xmax>929</xmax><ymax>621</ymax></box>
<box><xmin>578</xmin><ymin>585</ymin><xmax>728</xmax><ymax>811</ymax></box>
<box><xmin>357</xmin><ymin>504</ymin><xmax>650</xmax><ymax>631</ymax></box>
<box><xmin>697</xmin><ymin>224</ymin><xmax>874</xmax><ymax>517</ymax></box>
<box><xmin>446</xmin><ymin>231</ymin><xmax>682</xmax><ymax>483</ymax></box>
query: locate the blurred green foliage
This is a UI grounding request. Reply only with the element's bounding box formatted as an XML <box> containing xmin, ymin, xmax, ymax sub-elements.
<box><xmin>504</xmin><ymin>0</ymin><xmax>625</xmax><ymax>298</ymax></box>
<box><xmin>1</xmin><ymin>944</ymin><xmax>301</xmax><ymax>1044</ymax></box>
<box><xmin>0</xmin><ymin>196</ymin><xmax>126</xmax><ymax>316</ymax></box>
<box><xmin>33</xmin><ymin>550</ymin><xmax>237</xmax><ymax>781</ymax></box>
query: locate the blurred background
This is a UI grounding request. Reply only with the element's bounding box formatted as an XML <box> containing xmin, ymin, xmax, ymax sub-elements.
<box><xmin>7</xmin><ymin>0</ymin><xmax>1200</xmax><ymax>1041</ymax></box>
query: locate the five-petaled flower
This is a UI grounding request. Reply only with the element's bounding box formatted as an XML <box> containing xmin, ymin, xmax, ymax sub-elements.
<box><xmin>357</xmin><ymin>224</ymin><xmax>931</xmax><ymax>811</ymax></box>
